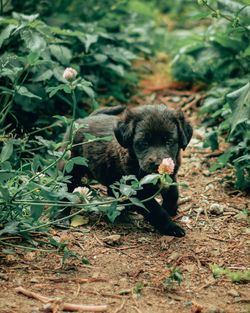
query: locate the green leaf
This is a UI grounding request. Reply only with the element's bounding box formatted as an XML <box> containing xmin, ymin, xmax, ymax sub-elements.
<box><xmin>79</xmin><ymin>85</ymin><xmax>95</xmax><ymax>98</ymax></box>
<box><xmin>26</xmin><ymin>52</ymin><xmax>40</xmax><ymax>65</ymax></box>
<box><xmin>71</xmin><ymin>215</ymin><xmax>89</xmax><ymax>227</ymax></box>
<box><xmin>227</xmin><ymin>82</ymin><xmax>250</xmax><ymax>135</ymax></box>
<box><xmin>33</xmin><ymin>69</ymin><xmax>53</xmax><ymax>82</ymax></box>
<box><xmin>16</xmin><ymin>86</ymin><xmax>42</xmax><ymax>100</ymax></box>
<box><xmin>0</xmin><ymin>141</ymin><xmax>13</xmax><ymax>162</ymax></box>
<box><xmin>12</xmin><ymin>12</ymin><xmax>39</xmax><ymax>22</ymax></box>
<box><xmin>46</xmin><ymin>84</ymin><xmax>69</xmax><ymax>97</ymax></box>
<box><xmin>94</xmin><ymin>54</ymin><xmax>108</xmax><ymax>63</ymax></box>
<box><xmin>81</xmin><ymin>34</ymin><xmax>98</xmax><ymax>52</ymax></box>
<box><xmin>0</xmin><ymin>186</ymin><xmax>11</xmax><ymax>202</ymax></box>
<box><xmin>49</xmin><ymin>44</ymin><xmax>72</xmax><ymax>65</ymax></box>
<box><xmin>209</xmin><ymin>150</ymin><xmax>233</xmax><ymax>172</ymax></box>
<box><xmin>106</xmin><ymin>64</ymin><xmax>124</xmax><ymax>76</ymax></box>
<box><xmin>30</xmin><ymin>204</ymin><xmax>43</xmax><ymax>220</ymax></box>
<box><xmin>140</xmin><ymin>174</ymin><xmax>160</xmax><ymax>186</ymax></box>
<box><xmin>106</xmin><ymin>202</ymin><xmax>121</xmax><ymax>223</ymax></box>
<box><xmin>120</xmin><ymin>184</ymin><xmax>136</xmax><ymax>197</ymax></box>
<box><xmin>129</xmin><ymin>197</ymin><xmax>146</xmax><ymax>209</ymax></box>
<box><xmin>0</xmin><ymin>222</ymin><xmax>19</xmax><ymax>236</ymax></box>
<box><xmin>20</xmin><ymin>29</ymin><xmax>46</xmax><ymax>52</ymax></box>
<box><xmin>0</xmin><ymin>24</ymin><xmax>17</xmax><ymax>48</ymax></box>
<box><xmin>65</xmin><ymin>157</ymin><xmax>88</xmax><ymax>173</ymax></box>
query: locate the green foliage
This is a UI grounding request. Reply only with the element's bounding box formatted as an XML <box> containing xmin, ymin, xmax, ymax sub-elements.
<box><xmin>0</xmin><ymin>0</ymin><xmax>165</xmax><ymax>240</ymax></box>
<box><xmin>210</xmin><ymin>264</ymin><xmax>250</xmax><ymax>283</ymax></box>
<box><xmin>133</xmin><ymin>282</ymin><xmax>144</xmax><ymax>297</ymax></box>
<box><xmin>202</xmin><ymin>80</ymin><xmax>250</xmax><ymax>189</ymax></box>
<box><xmin>164</xmin><ymin>0</ymin><xmax>250</xmax><ymax>190</ymax></box>
<box><xmin>163</xmin><ymin>266</ymin><xmax>183</xmax><ymax>289</ymax></box>
<box><xmin>0</xmin><ymin>1</ymin><xmax>158</xmax><ymax>131</ymax></box>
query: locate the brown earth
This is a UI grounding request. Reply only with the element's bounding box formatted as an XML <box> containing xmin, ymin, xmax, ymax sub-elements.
<box><xmin>0</xmin><ymin>63</ymin><xmax>249</xmax><ymax>313</ymax></box>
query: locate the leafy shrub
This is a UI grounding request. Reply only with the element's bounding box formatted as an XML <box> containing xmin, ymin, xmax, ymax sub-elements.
<box><xmin>165</xmin><ymin>0</ymin><xmax>250</xmax><ymax>190</ymax></box>
<box><xmin>0</xmin><ymin>1</ymin><xmax>158</xmax><ymax>132</ymax></box>
<box><xmin>0</xmin><ymin>0</ymin><xmax>166</xmax><ymax>237</ymax></box>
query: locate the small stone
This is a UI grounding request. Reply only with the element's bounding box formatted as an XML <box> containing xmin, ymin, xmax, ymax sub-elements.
<box><xmin>202</xmin><ymin>170</ymin><xmax>211</xmax><ymax>177</ymax></box>
<box><xmin>205</xmin><ymin>184</ymin><xmax>215</xmax><ymax>192</ymax></box>
<box><xmin>103</xmin><ymin>234</ymin><xmax>121</xmax><ymax>245</ymax></box>
<box><xmin>227</xmin><ymin>289</ymin><xmax>240</xmax><ymax>297</ymax></box>
<box><xmin>181</xmin><ymin>216</ymin><xmax>190</xmax><ymax>223</ymax></box>
<box><xmin>209</xmin><ymin>203</ymin><xmax>224</xmax><ymax>215</ymax></box>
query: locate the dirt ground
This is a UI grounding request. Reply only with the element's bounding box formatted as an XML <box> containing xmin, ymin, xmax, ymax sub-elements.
<box><xmin>0</xmin><ymin>72</ymin><xmax>249</xmax><ymax>313</ymax></box>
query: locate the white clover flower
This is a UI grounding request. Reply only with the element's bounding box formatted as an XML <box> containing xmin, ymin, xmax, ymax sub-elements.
<box><xmin>73</xmin><ymin>186</ymin><xmax>92</xmax><ymax>202</ymax></box>
<box><xmin>63</xmin><ymin>67</ymin><xmax>77</xmax><ymax>81</ymax></box>
<box><xmin>158</xmin><ymin>158</ymin><xmax>175</xmax><ymax>175</ymax></box>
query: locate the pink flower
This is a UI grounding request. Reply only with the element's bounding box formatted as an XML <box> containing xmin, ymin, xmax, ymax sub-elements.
<box><xmin>63</xmin><ymin>67</ymin><xmax>77</xmax><ymax>81</ymax></box>
<box><xmin>158</xmin><ymin>158</ymin><xmax>175</xmax><ymax>175</ymax></box>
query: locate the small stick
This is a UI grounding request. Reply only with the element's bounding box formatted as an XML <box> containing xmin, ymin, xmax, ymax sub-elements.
<box><xmin>132</xmin><ymin>306</ymin><xmax>143</xmax><ymax>313</ymax></box>
<box><xmin>178</xmin><ymin>196</ymin><xmax>191</xmax><ymax>205</ymax></box>
<box><xmin>16</xmin><ymin>286</ymin><xmax>108</xmax><ymax>312</ymax></box>
<box><xmin>114</xmin><ymin>299</ymin><xmax>126</xmax><ymax>313</ymax></box>
<box><xmin>93</xmin><ymin>233</ymin><xmax>104</xmax><ymax>246</ymax></box>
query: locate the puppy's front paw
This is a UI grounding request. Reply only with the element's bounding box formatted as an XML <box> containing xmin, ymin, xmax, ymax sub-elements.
<box><xmin>161</xmin><ymin>222</ymin><xmax>185</xmax><ymax>237</ymax></box>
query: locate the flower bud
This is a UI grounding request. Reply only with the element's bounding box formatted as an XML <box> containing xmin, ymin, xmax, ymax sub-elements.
<box><xmin>63</xmin><ymin>67</ymin><xmax>77</xmax><ymax>81</ymax></box>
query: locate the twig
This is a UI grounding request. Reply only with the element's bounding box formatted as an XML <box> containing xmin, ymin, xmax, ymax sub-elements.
<box><xmin>73</xmin><ymin>284</ymin><xmax>81</xmax><ymax>298</ymax></box>
<box><xmin>93</xmin><ymin>233</ymin><xmax>105</xmax><ymax>246</ymax></box>
<box><xmin>206</xmin><ymin>235</ymin><xmax>229</xmax><ymax>242</ymax></box>
<box><xmin>16</xmin><ymin>286</ymin><xmax>108</xmax><ymax>312</ymax></box>
<box><xmin>114</xmin><ymin>299</ymin><xmax>126</xmax><ymax>313</ymax></box>
<box><xmin>196</xmin><ymin>279</ymin><xmax>217</xmax><ymax>291</ymax></box>
<box><xmin>132</xmin><ymin>306</ymin><xmax>143</xmax><ymax>313</ymax></box>
<box><xmin>178</xmin><ymin>196</ymin><xmax>191</xmax><ymax>205</ymax></box>
<box><xmin>233</xmin><ymin>298</ymin><xmax>250</xmax><ymax>303</ymax></box>
<box><xmin>113</xmin><ymin>245</ymin><xmax>140</xmax><ymax>251</ymax></box>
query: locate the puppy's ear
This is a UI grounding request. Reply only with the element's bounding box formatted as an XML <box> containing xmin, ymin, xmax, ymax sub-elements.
<box><xmin>175</xmin><ymin>110</ymin><xmax>193</xmax><ymax>150</ymax></box>
<box><xmin>114</xmin><ymin>110</ymin><xmax>135</xmax><ymax>148</ymax></box>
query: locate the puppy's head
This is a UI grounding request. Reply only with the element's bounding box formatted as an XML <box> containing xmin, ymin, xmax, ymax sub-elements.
<box><xmin>114</xmin><ymin>105</ymin><xmax>192</xmax><ymax>174</ymax></box>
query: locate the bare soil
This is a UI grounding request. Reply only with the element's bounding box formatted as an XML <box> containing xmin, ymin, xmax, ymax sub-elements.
<box><xmin>0</xmin><ymin>75</ymin><xmax>249</xmax><ymax>313</ymax></box>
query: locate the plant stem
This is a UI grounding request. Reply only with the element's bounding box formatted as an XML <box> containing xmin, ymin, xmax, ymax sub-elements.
<box><xmin>11</xmin><ymin>88</ymin><xmax>77</xmax><ymax>200</ymax></box>
<box><xmin>0</xmin><ymin>240</ymin><xmax>57</xmax><ymax>252</ymax></box>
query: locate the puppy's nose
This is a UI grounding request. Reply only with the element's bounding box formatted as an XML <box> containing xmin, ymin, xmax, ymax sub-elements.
<box><xmin>148</xmin><ymin>157</ymin><xmax>160</xmax><ymax>171</ymax></box>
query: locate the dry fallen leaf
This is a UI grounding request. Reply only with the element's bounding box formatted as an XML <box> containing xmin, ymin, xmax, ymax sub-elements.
<box><xmin>70</xmin><ymin>215</ymin><xmax>89</xmax><ymax>227</ymax></box>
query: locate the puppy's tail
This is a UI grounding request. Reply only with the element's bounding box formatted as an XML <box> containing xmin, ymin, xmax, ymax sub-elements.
<box><xmin>90</xmin><ymin>105</ymin><xmax>126</xmax><ymax>116</ymax></box>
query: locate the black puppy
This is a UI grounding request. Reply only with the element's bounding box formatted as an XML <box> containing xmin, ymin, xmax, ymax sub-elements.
<box><xmin>61</xmin><ymin>104</ymin><xmax>192</xmax><ymax>237</ymax></box>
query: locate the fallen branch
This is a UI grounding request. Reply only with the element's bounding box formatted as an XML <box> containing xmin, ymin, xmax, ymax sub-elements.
<box><xmin>16</xmin><ymin>286</ymin><xmax>108</xmax><ymax>312</ymax></box>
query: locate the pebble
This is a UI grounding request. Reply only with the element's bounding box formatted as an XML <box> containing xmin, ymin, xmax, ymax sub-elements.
<box><xmin>209</xmin><ymin>203</ymin><xmax>224</xmax><ymax>215</ymax></box>
<box><xmin>227</xmin><ymin>289</ymin><xmax>240</xmax><ymax>297</ymax></box>
<box><xmin>205</xmin><ymin>183</ymin><xmax>215</xmax><ymax>192</ymax></box>
<box><xmin>202</xmin><ymin>170</ymin><xmax>211</xmax><ymax>177</ymax></box>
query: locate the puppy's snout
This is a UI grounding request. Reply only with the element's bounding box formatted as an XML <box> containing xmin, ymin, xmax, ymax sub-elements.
<box><xmin>148</xmin><ymin>156</ymin><xmax>160</xmax><ymax>171</ymax></box>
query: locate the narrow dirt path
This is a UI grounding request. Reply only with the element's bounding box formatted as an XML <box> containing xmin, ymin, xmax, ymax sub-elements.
<box><xmin>0</xmin><ymin>66</ymin><xmax>249</xmax><ymax>313</ymax></box>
